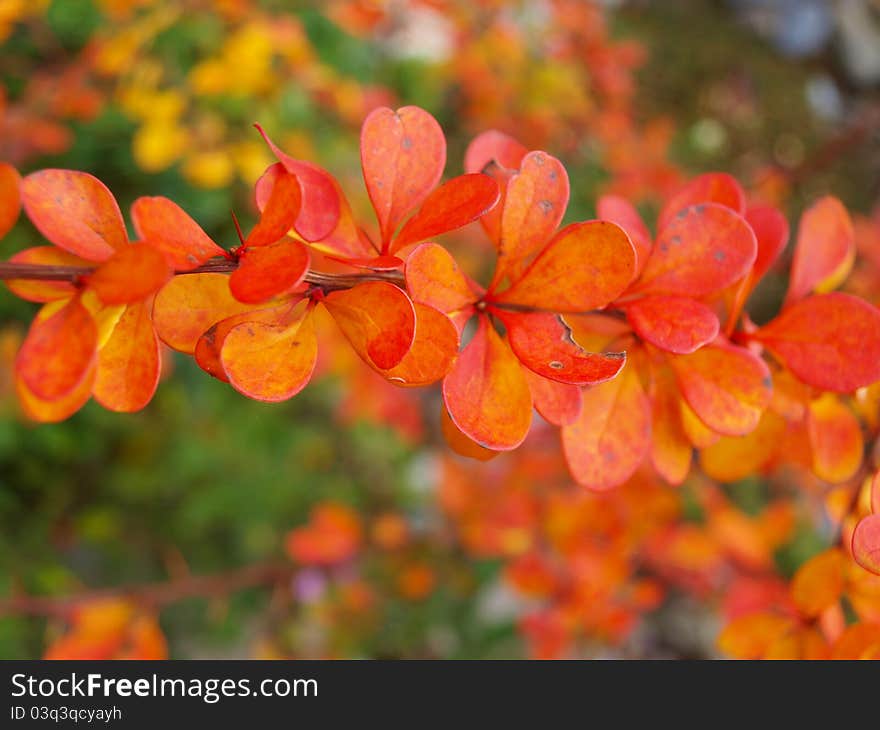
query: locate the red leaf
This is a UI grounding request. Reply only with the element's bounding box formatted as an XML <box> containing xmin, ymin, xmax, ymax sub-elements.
<box><xmin>597</xmin><ymin>194</ymin><xmax>652</xmax><ymax>275</ymax></box>
<box><xmin>745</xmin><ymin>204</ymin><xmax>789</xmax><ymax>285</ymax></box>
<box><xmin>495</xmin><ymin>220</ymin><xmax>635</xmax><ymax>313</ymax></box>
<box><xmin>255</xmin><ymin>127</ymin><xmax>341</xmax><ymax>242</ymax></box>
<box><xmin>524</xmin><ymin>369</ymin><xmax>582</xmax><ymax>426</ymax></box>
<box><xmin>625</xmin><ymin>295</ymin><xmax>719</xmax><ymax>354</ymax></box>
<box><xmin>669</xmin><ymin>341</ymin><xmax>771</xmax><ymax>436</ymax></box>
<box><xmin>221</xmin><ymin>306</ymin><xmax>318</xmax><ymax>402</ymax></box>
<box><xmin>754</xmin><ymin>292</ymin><xmax>880</xmax><ymax>392</ymax></box>
<box><xmin>494</xmin><ymin>309</ymin><xmax>625</xmax><ymax>385</ymax></box>
<box><xmin>5</xmin><ymin>246</ymin><xmax>86</xmax><ymax>302</ymax></box>
<box><xmin>246</xmin><ymin>168</ymin><xmax>301</xmax><ymax>247</ymax></box>
<box><xmin>852</xmin><ymin>515</ymin><xmax>880</xmax><ymax>576</ymax></box>
<box><xmin>21</xmin><ymin>170</ymin><xmax>127</xmax><ymax>261</ymax></box>
<box><xmin>16</xmin><ymin>298</ymin><xmax>97</xmax><ymax>400</ymax></box>
<box><xmin>561</xmin><ymin>362</ymin><xmax>651</xmax><ymax>491</ymax></box>
<box><xmin>463</xmin><ymin>130</ymin><xmax>528</xmax><ymax>174</ymax></box>
<box><xmin>785</xmin><ymin>196</ymin><xmax>854</xmax><ymax>304</ymax></box>
<box><xmin>131</xmin><ymin>197</ymin><xmax>226</xmax><ymax>270</ymax></box>
<box><xmin>323</xmin><ymin>281</ymin><xmax>416</xmax><ymax>370</ymax></box>
<box><xmin>658</xmin><ymin>172</ymin><xmax>745</xmax><ymax>229</ymax></box>
<box><xmin>491</xmin><ymin>151</ymin><xmax>570</xmax><ymax>286</ymax></box>
<box><xmin>633</xmin><ymin>203</ymin><xmax>756</xmax><ymax>298</ymax></box>
<box><xmin>0</xmin><ymin>162</ymin><xmax>21</xmax><ymax>239</ymax></box>
<box><xmin>360</xmin><ymin>106</ymin><xmax>445</xmax><ymax>247</ymax></box>
<box><xmin>442</xmin><ymin>315</ymin><xmax>532</xmax><ymax>451</ymax></box>
<box><xmin>229</xmin><ymin>240</ymin><xmax>310</xmax><ymax>304</ymax></box>
<box><xmin>87</xmin><ymin>244</ymin><xmax>172</xmax><ymax>305</ymax></box>
<box><xmin>380</xmin><ymin>303</ymin><xmax>459</xmax><ymax>387</ymax></box>
<box><xmin>93</xmin><ymin>301</ymin><xmax>161</xmax><ymax>412</ymax></box>
<box><xmin>391</xmin><ymin>174</ymin><xmax>499</xmax><ymax>252</ymax></box>
<box><xmin>404</xmin><ymin>242</ymin><xmax>477</xmax><ymax>322</ymax></box>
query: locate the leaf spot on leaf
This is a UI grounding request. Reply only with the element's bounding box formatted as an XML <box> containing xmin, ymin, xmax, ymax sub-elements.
<box><xmin>549</xmin><ymin>360</ymin><xmax>564</xmax><ymax>370</ymax></box>
<box><xmin>402</xmin><ymin>137</ymin><xmax>413</xmax><ymax>150</ymax></box>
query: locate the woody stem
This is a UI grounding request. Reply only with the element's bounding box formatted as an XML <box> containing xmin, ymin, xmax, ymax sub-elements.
<box><xmin>0</xmin><ymin>260</ymin><xmax>406</xmax><ymax>292</ymax></box>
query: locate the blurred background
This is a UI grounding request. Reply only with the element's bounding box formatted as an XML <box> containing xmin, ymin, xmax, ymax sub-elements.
<box><xmin>0</xmin><ymin>0</ymin><xmax>878</xmax><ymax>659</ymax></box>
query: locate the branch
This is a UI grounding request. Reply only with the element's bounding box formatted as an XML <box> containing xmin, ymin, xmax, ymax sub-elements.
<box><xmin>0</xmin><ymin>562</ymin><xmax>296</xmax><ymax>618</ymax></box>
<box><xmin>0</xmin><ymin>259</ymin><xmax>406</xmax><ymax>291</ymax></box>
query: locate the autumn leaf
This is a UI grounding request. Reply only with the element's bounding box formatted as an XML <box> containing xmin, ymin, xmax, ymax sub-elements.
<box><xmin>380</xmin><ymin>303</ymin><xmax>459</xmax><ymax>387</ymax></box>
<box><xmin>131</xmin><ymin>196</ymin><xmax>226</xmax><ymax>270</ymax></box>
<box><xmin>245</xmin><ymin>167</ymin><xmax>301</xmax><ymax>247</ymax></box>
<box><xmin>790</xmin><ymin>549</ymin><xmax>845</xmax><ymax>618</ymax></box>
<box><xmin>405</xmin><ymin>242</ymin><xmax>477</xmax><ymax>324</ymax></box>
<box><xmin>360</xmin><ymin>106</ymin><xmax>445</xmax><ymax>247</ymax></box>
<box><xmin>21</xmin><ymin>169</ymin><xmax>127</xmax><ymax>261</ymax></box>
<box><xmin>625</xmin><ymin>295</ymin><xmax>719</xmax><ymax>354</ymax></box>
<box><xmin>93</xmin><ymin>301</ymin><xmax>161</xmax><ymax>412</ymax></box>
<box><xmin>806</xmin><ymin>394</ymin><xmax>863</xmax><ymax>484</ymax></box>
<box><xmin>494</xmin><ymin>309</ymin><xmax>625</xmax><ymax>385</ymax></box>
<box><xmin>323</xmin><ymin>281</ymin><xmax>416</xmax><ymax>370</ymax></box>
<box><xmin>754</xmin><ymin>292</ymin><xmax>880</xmax><ymax>393</ymax></box>
<box><xmin>852</xmin><ymin>515</ymin><xmax>880</xmax><ymax>576</ymax></box>
<box><xmin>561</xmin><ymin>362</ymin><xmax>651</xmax><ymax>490</ymax></box>
<box><xmin>391</xmin><ymin>173</ymin><xmax>499</xmax><ymax>252</ymax></box>
<box><xmin>229</xmin><ymin>239</ymin><xmax>309</xmax><ymax>304</ymax></box>
<box><xmin>597</xmin><ymin>194</ymin><xmax>652</xmax><ymax>275</ymax></box>
<box><xmin>87</xmin><ymin>244</ymin><xmax>172</xmax><ymax>305</ymax></box>
<box><xmin>494</xmin><ymin>220</ymin><xmax>635</xmax><ymax>313</ymax></box>
<box><xmin>669</xmin><ymin>340</ymin><xmax>771</xmax><ymax>436</ymax></box>
<box><xmin>16</xmin><ymin>297</ymin><xmax>97</xmax><ymax>401</ymax></box>
<box><xmin>523</xmin><ymin>368</ymin><xmax>582</xmax><ymax>427</ymax></box>
<box><xmin>0</xmin><ymin>162</ymin><xmax>21</xmax><ymax>239</ymax></box>
<box><xmin>632</xmin><ymin>203</ymin><xmax>756</xmax><ymax>298</ymax></box>
<box><xmin>442</xmin><ymin>315</ymin><xmax>532</xmax><ymax>451</ymax></box>
<box><xmin>785</xmin><ymin>196</ymin><xmax>854</xmax><ymax>305</ymax></box>
<box><xmin>658</xmin><ymin>172</ymin><xmax>745</xmax><ymax>229</ymax></box>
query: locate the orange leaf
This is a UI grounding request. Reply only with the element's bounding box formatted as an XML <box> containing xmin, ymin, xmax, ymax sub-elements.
<box><xmin>5</xmin><ymin>246</ymin><xmax>86</xmax><ymax>302</ymax></box>
<box><xmin>492</xmin><ymin>151</ymin><xmax>569</xmax><ymax>286</ymax></box>
<box><xmin>245</xmin><ymin>168</ymin><xmax>301</xmax><ymax>247</ymax></box>
<box><xmin>597</xmin><ymin>194</ymin><xmax>652</xmax><ymax>275</ymax></box>
<box><xmin>658</xmin><ymin>172</ymin><xmax>745</xmax><ymax>229</ymax></box>
<box><xmin>494</xmin><ymin>309</ymin><xmax>625</xmax><ymax>385</ymax></box>
<box><xmin>785</xmin><ymin>196</ymin><xmax>854</xmax><ymax>305</ymax></box>
<box><xmin>255</xmin><ymin>127</ymin><xmax>341</xmax><ymax>243</ymax></box>
<box><xmin>87</xmin><ymin>244</ymin><xmax>172</xmax><ymax>305</ymax></box>
<box><xmin>633</xmin><ymin>203</ymin><xmax>756</xmax><ymax>297</ymax></box>
<box><xmin>807</xmin><ymin>394</ymin><xmax>863</xmax><ymax>484</ymax></box>
<box><xmin>195</xmin><ymin>304</ymin><xmax>291</xmax><ymax>382</ymax></box>
<box><xmin>229</xmin><ymin>240</ymin><xmax>309</xmax><ymax>304</ymax></box>
<box><xmin>561</xmin><ymin>362</ymin><xmax>651</xmax><ymax>491</ymax></box>
<box><xmin>404</xmin><ymin>242</ymin><xmax>476</xmax><ymax>321</ymax></box>
<box><xmin>625</xmin><ymin>295</ymin><xmax>719</xmax><ymax>354</ymax></box>
<box><xmin>16</xmin><ymin>298</ymin><xmax>97</xmax><ymax>400</ymax></box>
<box><xmin>790</xmin><ymin>549</ymin><xmax>845</xmax><ymax>618</ymax></box>
<box><xmin>442</xmin><ymin>315</ymin><xmax>532</xmax><ymax>451</ymax></box>
<box><xmin>360</xmin><ymin>106</ymin><xmax>445</xmax><ymax>246</ymax></box>
<box><xmin>380</xmin><ymin>303</ymin><xmax>459</xmax><ymax>387</ymax></box>
<box><xmin>669</xmin><ymin>341</ymin><xmax>771</xmax><ymax>436</ymax></box>
<box><xmin>220</xmin><ymin>305</ymin><xmax>317</xmax><ymax>402</ymax></box>
<box><xmin>495</xmin><ymin>221</ymin><xmax>635</xmax><ymax>313</ymax></box>
<box><xmin>852</xmin><ymin>515</ymin><xmax>880</xmax><ymax>576</ymax></box>
<box><xmin>0</xmin><ymin>162</ymin><xmax>21</xmax><ymax>239</ymax></box>
<box><xmin>131</xmin><ymin>197</ymin><xmax>226</xmax><ymax>270</ymax></box>
<box><xmin>440</xmin><ymin>406</ymin><xmax>499</xmax><ymax>461</ymax></box>
<box><xmin>699</xmin><ymin>410</ymin><xmax>786</xmax><ymax>483</ymax></box>
<box><xmin>648</xmin><ymin>359</ymin><xmax>692</xmax><ymax>485</ymax></box>
<box><xmin>524</xmin><ymin>368</ymin><xmax>582</xmax><ymax>427</ymax></box>
<box><xmin>745</xmin><ymin>203</ymin><xmax>789</xmax><ymax>285</ymax></box>
<box><xmin>93</xmin><ymin>301</ymin><xmax>160</xmax><ymax>412</ymax></box>
<box><xmin>754</xmin><ymin>292</ymin><xmax>880</xmax><ymax>392</ymax></box>
<box><xmin>21</xmin><ymin>169</ymin><xmax>127</xmax><ymax>261</ymax></box>
<box><xmin>323</xmin><ymin>281</ymin><xmax>416</xmax><ymax>370</ymax></box>
<box><xmin>392</xmin><ymin>173</ymin><xmax>499</xmax><ymax>252</ymax></box>
<box><xmin>16</xmin><ymin>365</ymin><xmax>95</xmax><ymax>423</ymax></box>
<box><xmin>152</xmin><ymin>273</ymin><xmax>263</xmax><ymax>354</ymax></box>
